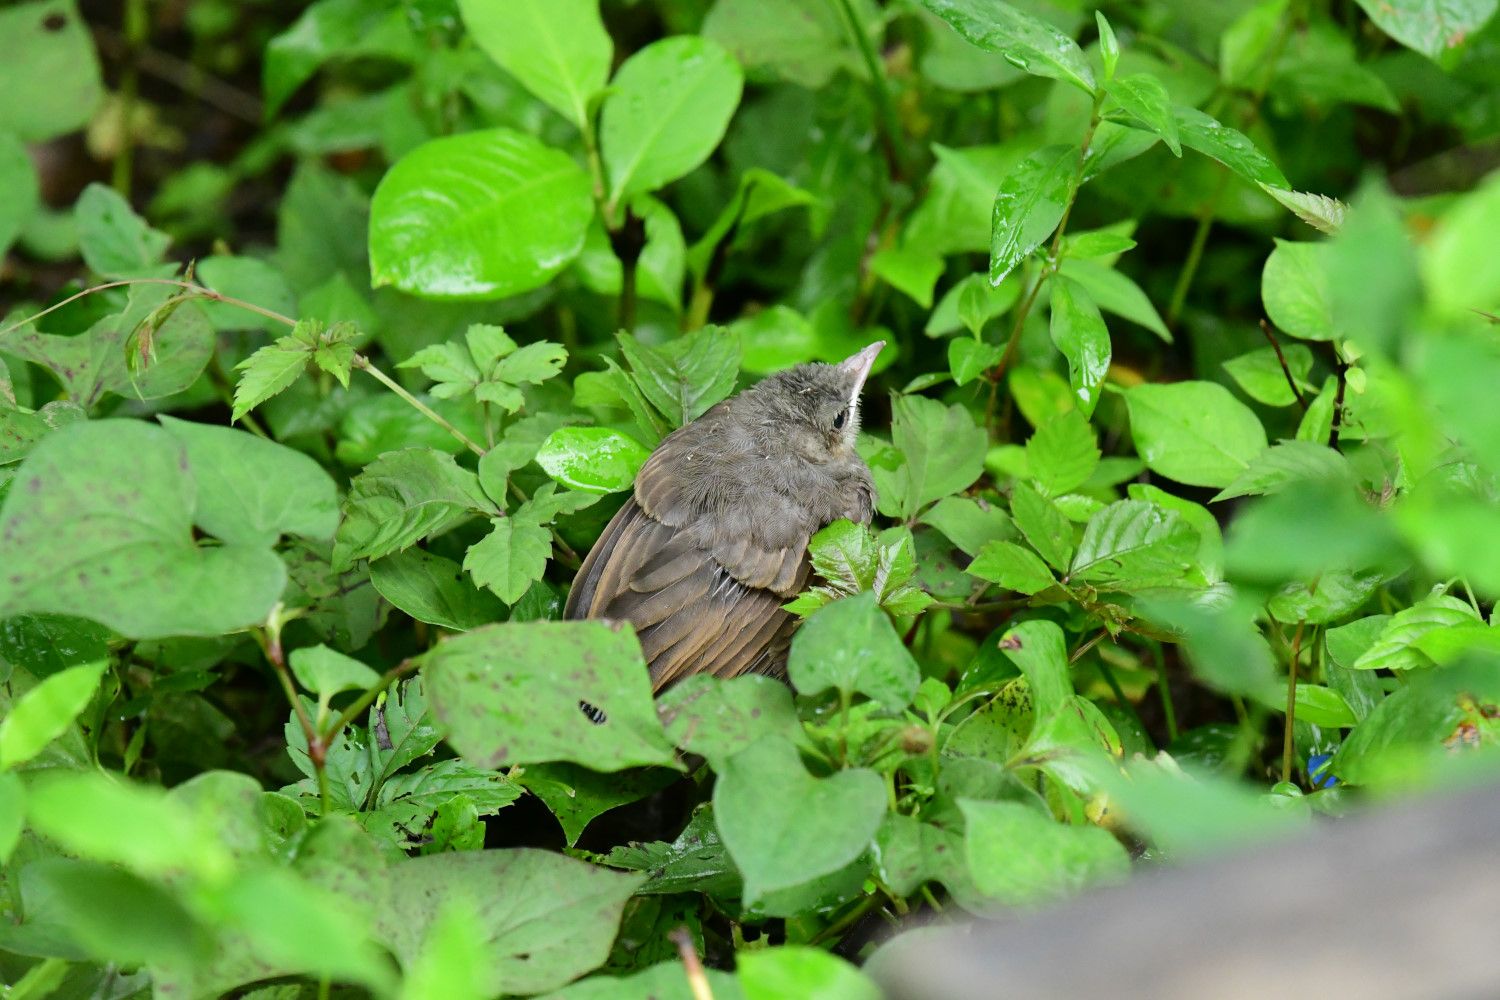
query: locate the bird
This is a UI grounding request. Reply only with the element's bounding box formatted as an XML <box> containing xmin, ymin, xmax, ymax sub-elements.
<box><xmin>564</xmin><ymin>341</ymin><xmax>885</xmax><ymax>690</ymax></box>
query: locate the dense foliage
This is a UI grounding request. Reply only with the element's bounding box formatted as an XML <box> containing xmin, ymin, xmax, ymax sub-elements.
<box><xmin>2</xmin><ymin>0</ymin><xmax>1500</xmax><ymax>995</ymax></box>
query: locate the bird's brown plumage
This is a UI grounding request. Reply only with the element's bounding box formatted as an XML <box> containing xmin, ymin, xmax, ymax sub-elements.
<box><xmin>564</xmin><ymin>343</ymin><xmax>883</xmax><ymax>689</ymax></box>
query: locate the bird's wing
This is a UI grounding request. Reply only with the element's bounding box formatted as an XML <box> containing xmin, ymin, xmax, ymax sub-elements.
<box><xmin>564</xmin><ymin>497</ymin><xmax>809</xmax><ymax>688</ymax></box>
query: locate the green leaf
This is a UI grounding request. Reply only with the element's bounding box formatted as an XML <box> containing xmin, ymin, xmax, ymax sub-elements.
<box><xmin>688</xmin><ymin>168</ymin><xmax>818</xmax><ymax>282</ymax></box>
<box><xmin>0</xmin><ymin>132</ymin><xmax>40</xmax><ymax>258</ymax></box>
<box><xmin>233</xmin><ymin>336</ymin><xmax>313</xmax><ymax>420</ymax></box>
<box><xmin>520</xmin><ymin>763</ymin><xmax>677</xmax><ymax>847</ymax></box>
<box><xmin>616</xmin><ymin>328</ymin><xmax>741</xmax><ymax>428</ymax></box>
<box><xmin>997</xmin><ymin>620</ymin><xmax>1072</xmax><ymax>719</ymax></box>
<box><xmin>379</xmin><ymin>851</ymin><xmax>644</xmax><ymax>996</ymax></box>
<box><xmin>1352</xmin><ymin>0</ymin><xmax>1498</xmax><ymax>58</ymax></box>
<box><xmin>876</xmin><ymin>395</ymin><xmax>987</xmax><ymax>519</ymax></box>
<box><xmin>739</xmin><ymin>947</ymin><xmax>880</xmax><ymax>1000</ymax></box>
<box><xmin>919</xmin><ymin>495</ymin><xmax>1014</xmax><ymax>557</ymax></box>
<box><xmin>918</xmin><ymin>0</ymin><xmax>1096</xmax><ymax>96</ymax></box>
<box><xmin>479</xmin><ymin>412</ymin><xmax>573</xmax><ymax>490</ymax></box>
<box><xmin>657</xmin><ymin>674</ymin><xmax>806</xmax><ymax>770</ymax></box>
<box><xmin>0</xmin><ymin>771</ymin><xmax>20</xmax><ymax>861</ymax></box>
<box><xmin>370</xmin><ymin>548</ymin><xmax>505</xmax><ymax>631</ymax></box>
<box><xmin>0</xmin><ymin>0</ymin><xmax>103</xmax><ymax>142</ymax></box>
<box><xmin>1222</xmin><ymin>343</ymin><xmax>1314</xmax><ymax>406</ymax></box>
<box><xmin>0</xmin><ymin>421</ymin><xmax>287</xmax><ymax>639</ymax></box>
<box><xmin>423</xmin><ymin>620</ymin><xmax>678</xmax><ymax>770</ymax></box>
<box><xmin>788</xmin><ymin>591</ymin><xmax>920</xmax><ymax>713</ymax></box>
<box><xmin>713</xmin><ymin>736</ymin><xmax>885</xmax><ymax>905</ymax></box>
<box><xmin>870</xmin><ymin>247</ymin><xmax>945</xmax><ymax>308</ymax></box>
<box><xmin>1009</xmin><ymin>481</ymin><xmax>1074</xmax><ymax>573</ymax></box>
<box><xmin>1109</xmin><ymin>73</ymin><xmax>1181</xmax><ymax>155</ymax></box>
<box><xmin>369</xmin><ymin>129</ymin><xmax>594</xmax><ymax>300</ymax></box>
<box><xmin>967</xmin><ymin>540</ymin><xmax>1057</xmax><ymax>595</ymax></box>
<box><xmin>458</xmin><ymin>0</ymin><xmax>611</xmax><ymax>130</ymax></box>
<box><xmin>1069</xmin><ymin>500</ymin><xmax>1200</xmax><ymax>591</ymax></box>
<box><xmin>463</xmin><ymin>513</ymin><xmax>553</xmax><ymax>605</ymax></box>
<box><xmin>1096</xmin><ymin>11</ymin><xmax>1120</xmax><ymax>80</ymax></box>
<box><xmin>1212</xmin><ymin>440</ymin><xmax>1352</xmax><ymax>502</ymax></box>
<box><xmin>74</xmin><ymin>183</ymin><xmax>170</xmax><ymax>278</ymax></box>
<box><xmin>1294</xmin><ymin>684</ymin><xmax>1357</xmax><ymax>728</ymax></box>
<box><xmin>1328</xmin><ymin>184</ymin><xmax>1419</xmax><ymax>354</ymax></box>
<box><xmin>1352</xmin><ymin>594</ymin><xmax>1481</xmax><ymax>671</ymax></box>
<box><xmin>196</xmin><ymin>255</ymin><xmax>297</xmax><ymax>332</ymax></box>
<box><xmin>1173</xmin><ymin>106</ymin><xmax>1287</xmax><ymax>187</ymax></box>
<box><xmin>947</xmin><ymin>337</ymin><xmax>1004</xmax><ymax>387</ymax></box>
<box><xmin>1059</xmin><ymin>258</ymin><xmax>1170</xmax><ymax>342</ymax></box>
<box><xmin>1262</xmin><ymin>239</ymin><xmax>1338</xmax><ymax>341</ymax></box>
<box><xmin>601</xmin><ymin>36</ymin><xmax>744</xmax><ymax>207</ymax></box>
<box><xmin>1026</xmin><ymin>409</ymin><xmax>1100</xmax><ymax>497</ymax></box>
<box><xmin>1124</xmin><ymin>381</ymin><xmax>1268</xmax><ymax>488</ymax></box>
<box><xmin>1422</xmin><ymin>170</ymin><xmax>1500</xmax><ymax>320</ymax></box>
<box><xmin>989</xmin><ymin>143</ymin><xmax>1078</xmax><ymax>284</ymax></box>
<box><xmin>289</xmin><ymin>644</ymin><xmax>380</xmax><ymax>700</ymax></box>
<box><xmin>27</xmin><ymin>859</ymin><xmax>208</xmax><ymax>967</ymax></box>
<box><xmin>262</xmin><ymin>0</ymin><xmax>415</xmax><ymax>116</ymax></box>
<box><xmin>1261</xmin><ymin>184</ymin><xmax>1348</xmax><ymax>235</ymax></box>
<box><xmin>0</xmin><ymin>660</ymin><xmax>105</xmax><ymax>770</ymax></box>
<box><xmin>1048</xmin><ymin>275</ymin><xmax>1112</xmax><ymax>416</ymax></box>
<box><xmin>158</xmin><ymin>416</ymin><xmax>337</xmax><ymax>547</ymax></box>
<box><xmin>960</xmin><ymin>800</ymin><xmax>1128</xmax><ymax>905</ymax></box>
<box><xmin>332</xmin><ymin>449</ymin><xmax>496</xmax><ymax>570</ymax></box>
<box><xmin>535</xmin><ymin>427</ymin><xmax>651</xmax><ymax>495</ymax></box>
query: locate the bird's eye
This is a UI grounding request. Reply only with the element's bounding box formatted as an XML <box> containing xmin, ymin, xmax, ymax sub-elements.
<box><xmin>833</xmin><ymin>408</ymin><xmax>848</xmax><ymax>430</ymax></box>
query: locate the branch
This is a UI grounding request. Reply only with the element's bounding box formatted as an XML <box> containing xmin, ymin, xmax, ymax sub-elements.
<box><xmin>1259</xmin><ymin>319</ymin><xmax>1309</xmax><ymax>411</ymax></box>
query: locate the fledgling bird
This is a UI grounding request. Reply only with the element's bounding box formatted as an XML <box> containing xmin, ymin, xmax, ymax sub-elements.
<box><xmin>564</xmin><ymin>342</ymin><xmax>885</xmax><ymax>689</ymax></box>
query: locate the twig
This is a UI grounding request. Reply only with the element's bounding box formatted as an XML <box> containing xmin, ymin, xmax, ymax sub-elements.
<box><xmin>669</xmin><ymin>928</ymin><xmax>714</xmax><ymax>1000</ymax></box>
<box><xmin>1282</xmin><ymin>621</ymin><xmax>1305</xmax><ymax>785</ymax></box>
<box><xmin>1259</xmin><ymin>319</ymin><xmax>1309</xmax><ymax>411</ymax></box>
<box><xmin>352</xmin><ymin>354</ymin><xmax>487</xmax><ymax>458</ymax></box>
<box><xmin>1328</xmin><ymin>355</ymin><xmax>1349</xmax><ymax>449</ymax></box>
<box><xmin>0</xmin><ymin>277</ymin><xmax>296</xmax><ymax>339</ymax></box>
<box><xmin>257</xmin><ymin>614</ymin><xmax>330</xmax><ymax>815</ymax></box>
<box><xmin>321</xmin><ymin>658</ymin><xmax>420</xmax><ymax>745</ymax></box>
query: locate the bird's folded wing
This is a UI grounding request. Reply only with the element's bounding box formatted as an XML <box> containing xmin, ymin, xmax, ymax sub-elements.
<box><xmin>564</xmin><ymin>498</ymin><xmax>808</xmax><ymax>687</ymax></box>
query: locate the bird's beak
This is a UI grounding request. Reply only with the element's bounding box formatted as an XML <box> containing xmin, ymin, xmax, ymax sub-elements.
<box><xmin>837</xmin><ymin>340</ymin><xmax>885</xmax><ymax>404</ymax></box>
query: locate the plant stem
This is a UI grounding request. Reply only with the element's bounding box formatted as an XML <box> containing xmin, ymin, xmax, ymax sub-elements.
<box><xmin>112</xmin><ymin>0</ymin><xmax>148</xmax><ymax>198</ymax></box>
<box><xmin>258</xmin><ymin>617</ymin><xmax>330</xmax><ymax>817</ymax></box>
<box><xmin>835</xmin><ymin>0</ymin><xmax>906</xmax><ymax>182</ymax></box>
<box><xmin>321</xmin><ymin>658</ymin><xmax>420</xmax><ymax>745</ymax></box>
<box><xmin>353</xmin><ymin>354</ymin><xmax>487</xmax><ymax>457</ymax></box>
<box><xmin>0</xmin><ymin>278</ymin><xmax>296</xmax><ymax>340</ymax></box>
<box><xmin>669</xmin><ymin>928</ymin><xmax>715</xmax><ymax>1000</ymax></box>
<box><xmin>1328</xmin><ymin>354</ymin><xmax>1350</xmax><ymax>449</ymax></box>
<box><xmin>1281</xmin><ymin>621</ymin><xmax>1305</xmax><ymax>785</ymax></box>
<box><xmin>1165</xmin><ymin>188</ymin><xmax>1221</xmax><ymax>330</ymax></box>
<box><xmin>1259</xmin><ymin>319</ymin><xmax>1309</xmax><ymax>410</ymax></box>
<box><xmin>1152</xmin><ymin>642</ymin><xmax>1179</xmax><ymax>743</ymax></box>
<box><xmin>808</xmin><ymin>892</ymin><xmax>883</xmax><ymax>947</ymax></box>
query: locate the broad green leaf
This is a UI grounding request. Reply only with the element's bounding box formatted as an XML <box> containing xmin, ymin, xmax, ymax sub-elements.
<box><xmin>25</xmin><ymin>859</ymin><xmax>208</xmax><ymax>968</ymax></box>
<box><xmin>371</xmin><ymin>548</ymin><xmax>505</xmax><ymax>631</ymax></box>
<box><xmin>947</xmin><ymin>337</ymin><xmax>1003</xmax><ymax>386</ymax></box>
<box><xmin>423</xmin><ymin>621</ymin><xmax>677</xmax><ymax>770</ymax></box>
<box><xmin>289</xmin><ymin>644</ymin><xmax>380</xmax><ymax>699</ymax></box>
<box><xmin>616</xmin><ymin>328</ymin><xmax>741</xmax><ymax>427</ymax></box>
<box><xmin>1109</xmin><ymin>73</ymin><xmax>1180</xmax><ymax>155</ymax></box>
<box><xmin>657</xmin><ymin>674</ymin><xmax>806</xmax><ymax>770</ymax></box>
<box><xmin>1103</xmin><ymin>759</ymin><xmax>1303</xmax><ymax>857</ymax></box>
<box><xmin>1326</xmin><ymin>614</ymin><xmax>1391</xmax><ymax>670</ymax></box>
<box><xmin>989</xmin><ymin>143</ymin><xmax>1077</xmax><ymax>284</ymax></box>
<box><xmin>788</xmin><ymin>592</ymin><xmax>920</xmax><ymax>713</ymax></box>
<box><xmin>0</xmin><ymin>421</ymin><xmax>287</xmax><ymax>638</ymax></box>
<box><xmin>0</xmin><ymin>660</ymin><xmax>105</xmax><ymax>770</ymax></box>
<box><xmin>0</xmin><ymin>772</ymin><xmax>20</xmax><ymax>861</ymax></box>
<box><xmin>25</xmin><ymin>769</ymin><xmax>230</xmax><ymax>878</ymax></box>
<box><xmin>159</xmin><ymin>417</ymin><xmax>338</xmax><ymax>547</ymax></box>
<box><xmin>702</xmin><ymin>0</ymin><xmax>860</xmax><ymax>89</ymax></box>
<box><xmin>1262</xmin><ymin>239</ymin><xmax>1338</xmax><ymax>341</ymax></box>
<box><xmin>369</xmin><ymin>129</ymin><xmax>593</xmax><ymax>300</ymax></box>
<box><xmin>1026</xmin><ymin>409</ymin><xmax>1099</xmax><ymax>497</ymax></box>
<box><xmin>0</xmin><ymin>613</ymin><xmax>111</xmax><ymax>681</ymax></box>
<box><xmin>458</xmin><ymin>0</ymin><xmax>611</xmax><ymax>130</ymax></box>
<box><xmin>996</xmin><ymin>620</ymin><xmax>1072</xmax><ymax>719</ymax></box>
<box><xmin>1173</xmin><ymin>106</ymin><xmax>1287</xmax><ymax>187</ymax></box>
<box><xmin>1421</xmin><ymin>169</ymin><xmax>1500</xmax><ymax>320</ymax></box>
<box><xmin>1212</xmin><ymin>440</ymin><xmax>1352</xmax><ymax>502</ymax></box>
<box><xmin>535</xmin><ymin>427</ymin><xmax>651</xmax><ymax>495</ymax></box>
<box><xmin>1328</xmin><ymin>184</ymin><xmax>1419</xmax><ymax>354</ymax></box>
<box><xmin>601</xmin><ymin>36</ymin><xmax>744</xmax><ymax>208</ymax></box>
<box><xmin>1261</xmin><ymin>184</ymin><xmax>1348</xmax><ymax>235</ymax></box>
<box><xmin>919</xmin><ymin>495</ymin><xmax>1015</xmax><ymax>557</ymax></box>
<box><xmin>378</xmin><ymin>850</ymin><xmax>644</xmax><ymax>996</ymax></box>
<box><xmin>688</xmin><ymin>168</ymin><xmax>817</xmax><ymax>281</ymax></box>
<box><xmin>871</xmin><ymin>247</ymin><xmax>945</xmax><ymax>308</ymax></box>
<box><xmin>713</xmin><ymin>736</ymin><xmax>885</xmax><ymax>904</ymax></box>
<box><xmin>1048</xmin><ymin>275</ymin><xmax>1111</xmax><ymax>416</ymax></box>
<box><xmin>1058</xmin><ymin>258</ymin><xmax>1170</xmax><ymax>342</ymax></box>
<box><xmin>739</xmin><ymin>947</ymin><xmax>880</xmax><ymax>1000</ymax></box>
<box><xmin>967</xmin><ymin>540</ymin><xmax>1057</xmax><ymax>595</ymax></box>
<box><xmin>332</xmin><ymin>449</ymin><xmax>496</xmax><ymax>570</ymax></box>
<box><xmin>1009</xmin><ymin>481</ymin><xmax>1074</xmax><ymax>572</ymax></box>
<box><xmin>0</xmin><ymin>0</ymin><xmax>103</xmax><ymax>141</ymax></box>
<box><xmin>1352</xmin><ymin>594</ymin><xmax>1481</xmax><ymax>671</ymax></box>
<box><xmin>1294</xmin><ymin>684</ymin><xmax>1357</xmax><ymax>728</ymax></box>
<box><xmin>876</xmin><ymin>395</ymin><xmax>987</xmax><ymax>519</ymax></box>
<box><xmin>397</xmin><ymin>900</ymin><xmax>488</xmax><ymax>1000</ymax></box>
<box><xmin>519</xmin><ymin>763</ymin><xmax>677</xmax><ymax>846</ymax></box>
<box><xmin>0</xmin><ymin>132</ymin><xmax>39</xmax><ymax>257</ymax></box>
<box><xmin>463</xmin><ymin>513</ymin><xmax>553</xmax><ymax>605</ymax></box>
<box><xmin>1069</xmin><ymin>500</ymin><xmax>1200</xmax><ymax>591</ymax></box>
<box><xmin>1124</xmin><ymin>381</ymin><xmax>1268</xmax><ymax>488</ymax></box>
<box><xmin>1352</xmin><ymin>0</ymin><xmax>1498</xmax><ymax>58</ymax></box>
<box><xmin>74</xmin><ymin>183</ymin><xmax>169</xmax><ymax>278</ymax></box>
<box><xmin>1</xmin><ymin>283</ymin><xmax>214</xmax><ymax>408</ymax></box>
<box><xmin>262</xmin><ymin>0</ymin><xmax>415</xmax><ymax>116</ymax></box>
<box><xmin>479</xmin><ymin>412</ymin><xmax>573</xmax><ymax>489</ymax></box>
<box><xmin>918</xmin><ymin>0</ymin><xmax>1096</xmax><ymax>95</ymax></box>
<box><xmin>1222</xmin><ymin>343</ymin><xmax>1314</xmax><ymax>407</ymax></box>
<box><xmin>1127</xmin><ymin>484</ymin><xmax>1224</xmax><ymax>583</ymax></box>
<box><xmin>960</xmin><ymin>800</ymin><xmax>1128</xmax><ymax>904</ymax></box>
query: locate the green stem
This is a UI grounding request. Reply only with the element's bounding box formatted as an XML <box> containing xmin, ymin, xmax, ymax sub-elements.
<box><xmin>1165</xmin><ymin>186</ymin><xmax>1221</xmax><ymax>330</ymax></box>
<box><xmin>834</xmin><ymin>0</ymin><xmax>905</xmax><ymax>181</ymax></box>
<box><xmin>112</xmin><ymin>0</ymin><xmax>148</xmax><ymax>197</ymax></box>
<box><xmin>353</xmin><ymin>354</ymin><xmax>486</xmax><ymax>457</ymax></box>
<box><xmin>0</xmin><ymin>278</ymin><xmax>297</xmax><ymax>340</ymax></box>
<box><xmin>1152</xmin><ymin>642</ymin><xmax>1179</xmax><ymax>744</ymax></box>
<box><xmin>1281</xmin><ymin>621</ymin><xmax>1304</xmax><ymax>785</ymax></box>
<box><xmin>258</xmin><ymin>618</ymin><xmax>329</xmax><ymax>817</ymax></box>
<box><xmin>320</xmin><ymin>658</ymin><xmax>420</xmax><ymax>745</ymax></box>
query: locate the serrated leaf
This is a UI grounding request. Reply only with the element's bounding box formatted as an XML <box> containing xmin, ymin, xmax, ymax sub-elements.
<box><xmin>1261</xmin><ymin>184</ymin><xmax>1348</xmax><ymax>234</ymax></box>
<box><xmin>1351</xmin><ymin>594</ymin><xmax>1481</xmax><ymax>671</ymax></box>
<box><xmin>788</xmin><ymin>592</ymin><xmax>920</xmax><ymax>712</ymax></box>
<box><xmin>1125</xmin><ymin>381</ymin><xmax>1268</xmax><ymax>488</ymax></box>
<box><xmin>370</xmin><ymin>548</ymin><xmax>505</xmax><ymax>631</ymax></box>
<box><xmin>1009</xmin><ymin>481</ymin><xmax>1074</xmax><ymax>572</ymax></box>
<box><xmin>332</xmin><ymin>449</ymin><xmax>496</xmax><ymax>570</ymax></box>
<box><xmin>967</xmin><ymin>540</ymin><xmax>1057</xmax><ymax>595</ymax></box>
<box><xmin>616</xmin><ymin>328</ymin><xmax>741</xmax><ymax>428</ymax></box>
<box><xmin>1069</xmin><ymin>499</ymin><xmax>1200</xmax><ymax>591</ymax></box>
<box><xmin>234</xmin><ymin>337</ymin><xmax>313</xmax><ymax>420</ymax></box>
<box><xmin>1213</xmin><ymin>440</ymin><xmax>1353</xmax><ymax>502</ymax></box>
<box><xmin>1026</xmin><ymin>409</ymin><xmax>1100</xmax><ymax>497</ymax></box>
<box><xmin>463</xmin><ymin>514</ymin><xmax>553</xmax><ymax>605</ymax></box>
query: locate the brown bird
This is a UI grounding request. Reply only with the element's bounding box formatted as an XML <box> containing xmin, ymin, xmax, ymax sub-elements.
<box><xmin>565</xmin><ymin>342</ymin><xmax>884</xmax><ymax>689</ymax></box>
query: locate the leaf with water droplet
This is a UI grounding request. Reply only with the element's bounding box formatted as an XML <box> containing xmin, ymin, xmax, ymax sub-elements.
<box><xmin>1107</xmin><ymin>73</ymin><xmax>1180</xmax><ymax>157</ymax></box>
<box><xmin>989</xmin><ymin>144</ymin><xmax>1078</xmax><ymax>285</ymax></box>
<box><xmin>1173</xmin><ymin>107</ymin><xmax>1286</xmax><ymax>188</ymax></box>
<box><xmin>918</xmin><ymin>0</ymin><xmax>1096</xmax><ymax>96</ymax></box>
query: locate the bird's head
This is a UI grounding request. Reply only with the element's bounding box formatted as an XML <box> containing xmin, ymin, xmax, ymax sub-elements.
<box><xmin>746</xmin><ymin>341</ymin><xmax>884</xmax><ymax>459</ymax></box>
